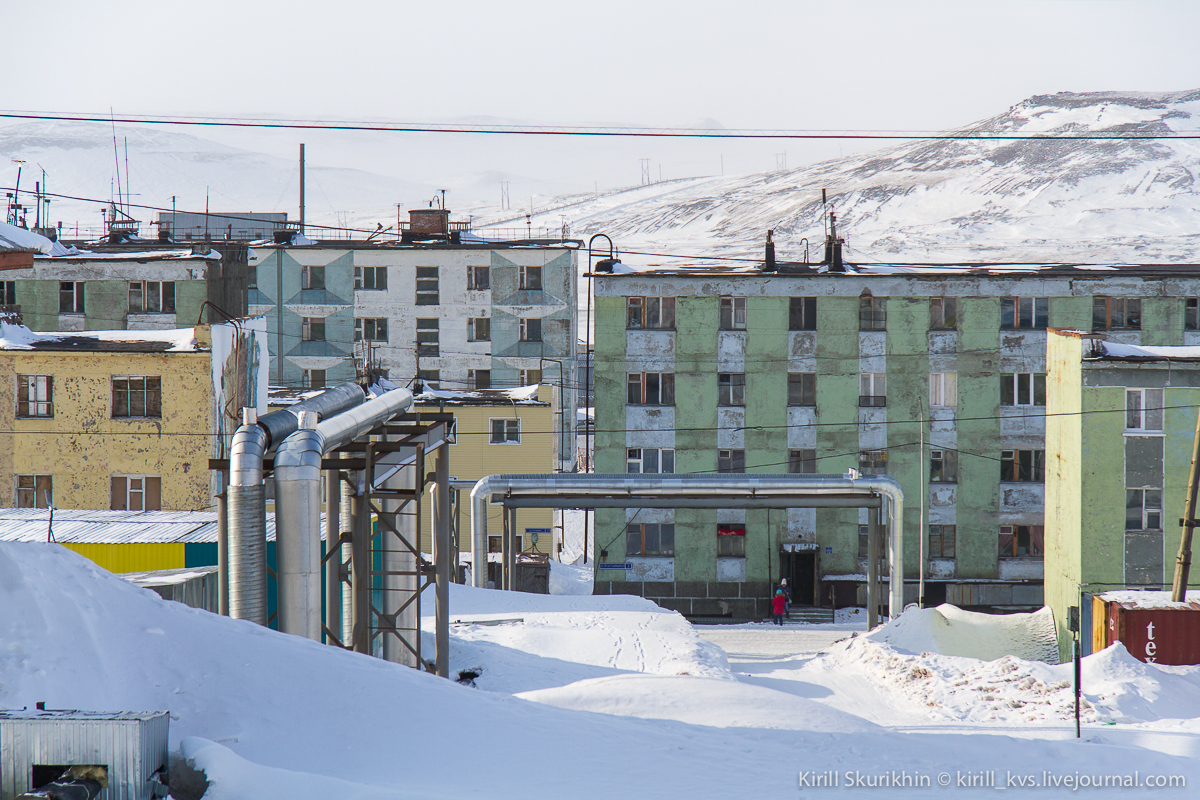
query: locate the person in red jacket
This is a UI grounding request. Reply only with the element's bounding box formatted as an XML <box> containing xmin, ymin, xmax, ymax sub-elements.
<box><xmin>771</xmin><ymin>589</ymin><xmax>787</xmax><ymax>625</ymax></box>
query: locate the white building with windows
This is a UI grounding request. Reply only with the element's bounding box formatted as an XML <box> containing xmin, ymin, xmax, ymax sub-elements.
<box><xmin>248</xmin><ymin>215</ymin><xmax>579</xmax><ymax>470</ymax></box>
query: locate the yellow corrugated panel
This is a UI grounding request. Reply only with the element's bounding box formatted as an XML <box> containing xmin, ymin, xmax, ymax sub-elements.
<box><xmin>63</xmin><ymin>543</ymin><xmax>186</xmax><ymax>573</ymax></box>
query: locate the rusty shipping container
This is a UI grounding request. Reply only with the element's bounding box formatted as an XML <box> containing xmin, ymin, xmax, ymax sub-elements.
<box><xmin>1094</xmin><ymin>592</ymin><xmax>1200</xmax><ymax>666</ymax></box>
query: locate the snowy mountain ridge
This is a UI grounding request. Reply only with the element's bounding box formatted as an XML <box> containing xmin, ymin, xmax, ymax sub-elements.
<box><xmin>528</xmin><ymin>89</ymin><xmax>1200</xmax><ymax>264</ymax></box>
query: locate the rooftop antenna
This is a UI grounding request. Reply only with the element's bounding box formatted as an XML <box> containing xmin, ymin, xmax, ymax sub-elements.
<box><xmin>110</xmin><ymin>110</ymin><xmax>123</xmax><ymax>219</ymax></box>
<box><xmin>123</xmin><ymin>136</ymin><xmax>131</xmax><ymax>218</ymax></box>
<box><xmin>7</xmin><ymin>159</ymin><xmax>25</xmax><ymax>227</ymax></box>
<box><xmin>299</xmin><ymin>143</ymin><xmax>306</xmax><ymax>237</ymax></box>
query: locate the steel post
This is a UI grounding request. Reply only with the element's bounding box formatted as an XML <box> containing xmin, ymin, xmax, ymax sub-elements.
<box><xmin>324</xmin><ymin>469</ymin><xmax>341</xmax><ymax>645</ymax></box>
<box><xmin>216</xmin><ymin>490</ymin><xmax>228</xmax><ymax>616</ymax></box>
<box><xmin>433</xmin><ymin>439</ymin><xmax>451</xmax><ymax>678</ymax></box>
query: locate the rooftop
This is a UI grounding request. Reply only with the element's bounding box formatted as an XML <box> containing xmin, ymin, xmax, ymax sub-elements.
<box><xmin>0</xmin><ymin>508</ymin><xmax>295</xmax><ymax>544</ymax></box>
<box><xmin>592</xmin><ymin>260</ymin><xmax>1200</xmax><ymax>279</ymax></box>
<box><xmin>1086</xmin><ymin>340</ymin><xmax>1200</xmax><ymax>363</ymax></box>
<box><xmin>0</xmin><ymin>323</ymin><xmax>203</xmax><ymax>353</ymax></box>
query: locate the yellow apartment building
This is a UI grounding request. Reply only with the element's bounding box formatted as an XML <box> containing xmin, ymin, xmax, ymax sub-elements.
<box><xmin>414</xmin><ymin>385</ymin><xmax>556</xmax><ymax>574</ymax></box>
<box><xmin>0</xmin><ymin>319</ymin><xmax>268</xmax><ymax>516</ymax></box>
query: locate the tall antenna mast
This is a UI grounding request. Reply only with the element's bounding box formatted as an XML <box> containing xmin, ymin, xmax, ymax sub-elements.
<box><xmin>110</xmin><ymin>110</ymin><xmax>123</xmax><ymax>219</ymax></box>
<box><xmin>299</xmin><ymin>143</ymin><xmax>306</xmax><ymax>237</ymax></box>
<box><xmin>123</xmin><ymin>137</ymin><xmax>131</xmax><ymax>217</ymax></box>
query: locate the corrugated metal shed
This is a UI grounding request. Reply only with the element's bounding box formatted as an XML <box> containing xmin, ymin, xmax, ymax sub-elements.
<box><xmin>0</xmin><ymin>509</ymin><xmax>311</xmax><ymax>544</ymax></box>
<box><xmin>0</xmin><ymin>709</ymin><xmax>168</xmax><ymax>800</ymax></box>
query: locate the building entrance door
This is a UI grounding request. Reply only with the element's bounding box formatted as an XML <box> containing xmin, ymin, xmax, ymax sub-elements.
<box><xmin>783</xmin><ymin>550</ymin><xmax>818</xmax><ymax>606</ymax></box>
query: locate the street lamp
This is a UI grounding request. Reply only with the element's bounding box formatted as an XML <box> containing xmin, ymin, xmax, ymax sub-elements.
<box><xmin>583</xmin><ymin>234</ymin><xmax>622</xmax><ymax>565</ymax></box>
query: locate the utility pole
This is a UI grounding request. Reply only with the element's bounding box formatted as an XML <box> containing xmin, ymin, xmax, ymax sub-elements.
<box><xmin>1171</xmin><ymin>407</ymin><xmax>1200</xmax><ymax>600</ymax></box>
<box><xmin>500</xmin><ymin>181</ymin><xmax>510</xmax><ymax>211</ymax></box>
<box><xmin>640</xmin><ymin>159</ymin><xmax>650</xmax><ymax>186</ymax></box>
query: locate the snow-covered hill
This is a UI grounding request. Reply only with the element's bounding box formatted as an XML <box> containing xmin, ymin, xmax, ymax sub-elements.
<box><xmin>514</xmin><ymin>90</ymin><xmax>1200</xmax><ymax>264</ymax></box>
<box><xmin>0</xmin><ymin>120</ymin><xmax>431</xmax><ymax>237</ymax></box>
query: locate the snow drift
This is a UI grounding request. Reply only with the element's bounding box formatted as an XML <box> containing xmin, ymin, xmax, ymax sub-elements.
<box><xmin>864</xmin><ymin>603</ymin><xmax>1060</xmax><ymax>663</ymax></box>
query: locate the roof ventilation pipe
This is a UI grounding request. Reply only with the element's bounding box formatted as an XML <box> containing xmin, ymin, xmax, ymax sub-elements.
<box><xmin>227</xmin><ymin>382</ymin><xmax>367</xmax><ymax>625</ymax></box>
<box><xmin>273</xmin><ymin>387</ymin><xmax>415</xmax><ymax>640</ymax></box>
<box><xmin>471</xmin><ymin>472</ymin><xmax>905</xmax><ymax>619</ymax></box>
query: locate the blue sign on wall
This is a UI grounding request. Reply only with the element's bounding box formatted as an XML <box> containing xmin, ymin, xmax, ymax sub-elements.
<box><xmin>598</xmin><ymin>562</ymin><xmax>633</xmax><ymax>570</ymax></box>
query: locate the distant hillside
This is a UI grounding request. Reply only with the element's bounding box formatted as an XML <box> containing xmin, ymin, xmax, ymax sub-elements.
<box><xmin>507</xmin><ymin>90</ymin><xmax>1200</xmax><ymax>264</ymax></box>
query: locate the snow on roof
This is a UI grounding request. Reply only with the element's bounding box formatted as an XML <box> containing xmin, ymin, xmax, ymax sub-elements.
<box><xmin>416</xmin><ymin>385</ymin><xmax>546</xmax><ymax>405</ymax></box>
<box><xmin>0</xmin><ymin>322</ymin><xmax>201</xmax><ymax>353</ymax></box>
<box><xmin>0</xmin><ymin>221</ymin><xmax>75</xmax><ymax>256</ymax></box>
<box><xmin>1097</xmin><ymin>590</ymin><xmax>1200</xmax><ymax>610</ymax></box>
<box><xmin>43</xmin><ymin>247</ymin><xmax>217</xmax><ymax>261</ymax></box>
<box><xmin>0</xmin><ymin>507</ymin><xmax>307</xmax><ymax>543</ymax></box>
<box><xmin>1090</xmin><ymin>341</ymin><xmax>1200</xmax><ymax>362</ymax></box>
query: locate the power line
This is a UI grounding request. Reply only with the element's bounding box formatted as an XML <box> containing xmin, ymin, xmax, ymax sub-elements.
<box><xmin>3</xmin><ymin>110</ymin><xmax>1198</xmax><ymax>140</ymax></box>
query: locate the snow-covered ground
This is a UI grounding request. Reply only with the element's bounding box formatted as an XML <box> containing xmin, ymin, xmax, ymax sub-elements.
<box><xmin>3</xmin><ymin>542</ymin><xmax>1199</xmax><ymax>798</ymax></box>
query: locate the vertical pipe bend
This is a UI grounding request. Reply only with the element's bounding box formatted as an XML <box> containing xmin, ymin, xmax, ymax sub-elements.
<box><xmin>226</xmin><ymin>383</ymin><xmax>366</xmax><ymax>625</ymax></box>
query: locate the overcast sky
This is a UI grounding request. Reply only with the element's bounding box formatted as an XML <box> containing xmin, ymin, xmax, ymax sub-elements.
<box><xmin>5</xmin><ymin>0</ymin><xmax>1200</xmax><ymax>204</ymax></box>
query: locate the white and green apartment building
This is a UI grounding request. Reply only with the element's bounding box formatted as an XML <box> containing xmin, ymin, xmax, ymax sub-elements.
<box><xmin>1045</xmin><ymin>329</ymin><xmax>1200</xmax><ymax>660</ymax></box>
<box><xmin>590</xmin><ymin>261</ymin><xmax>1200</xmax><ymax>619</ymax></box>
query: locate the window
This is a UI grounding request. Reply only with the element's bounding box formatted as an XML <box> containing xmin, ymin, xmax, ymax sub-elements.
<box><xmin>1000</xmin><ymin>373</ymin><xmax>1046</xmax><ymax>406</ymax></box>
<box><xmin>1093</xmin><ymin>296</ymin><xmax>1141</xmax><ymax>330</ymax></box>
<box><xmin>1126</xmin><ymin>489</ymin><xmax>1163</xmax><ymax>531</ymax></box>
<box><xmin>859</xmin><ymin>295</ymin><xmax>886</xmax><ymax>331</ymax></box>
<box><xmin>999</xmin><ymin>525</ymin><xmax>1044</xmax><ymax>558</ymax></box>
<box><xmin>110</xmin><ymin>475</ymin><xmax>161</xmax><ymax>511</ymax></box>
<box><xmin>490</xmin><ymin>418</ymin><xmax>520</xmax><ymax>443</ymax></box>
<box><xmin>1001</xmin><ymin>449</ymin><xmax>1044</xmax><ymax>482</ymax></box>
<box><xmin>17</xmin><ymin>375</ymin><xmax>52</xmax><ymax>418</ymax></box>
<box><xmin>627</xmin><ymin>447</ymin><xmax>675</xmax><ymax>474</ymax></box>
<box><xmin>929</xmin><ymin>372</ymin><xmax>957</xmax><ymax>407</ymax></box>
<box><xmin>858</xmin><ymin>524</ymin><xmax>870</xmax><ymax>558</ymax></box>
<box><xmin>788</xmin><ymin>373</ymin><xmax>816</xmax><ymax>406</ymax></box>
<box><xmin>301</xmin><ymin>264</ymin><xmax>325</xmax><ymax>290</ymax></box>
<box><xmin>128</xmin><ymin>281</ymin><xmax>175</xmax><ymax>314</ymax></box>
<box><xmin>417</xmin><ymin>319</ymin><xmax>439</xmax><ymax>357</ymax></box>
<box><xmin>59</xmin><ymin>281</ymin><xmax>84</xmax><ymax>314</ymax></box>
<box><xmin>627</xmin><ymin>296</ymin><xmax>676</xmax><ymax>329</ymax></box>
<box><xmin>1126</xmin><ymin>388</ymin><xmax>1164</xmax><ymax>431</ymax></box>
<box><xmin>488</xmin><ymin>535</ymin><xmax>523</xmax><ymax>553</ymax></box>
<box><xmin>354</xmin><ymin>266</ymin><xmax>388</xmax><ymax>290</ymax></box>
<box><xmin>520</xmin><ymin>317</ymin><xmax>542</xmax><ymax>342</ymax></box>
<box><xmin>789</xmin><ymin>297</ymin><xmax>817</xmax><ymax>331</ymax></box>
<box><xmin>1000</xmin><ymin>297</ymin><xmax>1048</xmax><ymax>329</ymax></box>
<box><xmin>519</xmin><ymin>265</ymin><xmax>542</xmax><ymax>291</ymax></box>
<box><xmin>301</xmin><ymin>317</ymin><xmax>325</xmax><ymax>342</ymax></box>
<box><xmin>718</xmin><ymin>449</ymin><xmax>746</xmax><ymax>474</ymax></box>
<box><xmin>416</xmin><ymin>266</ymin><xmax>439</xmax><ymax>305</ymax></box>
<box><xmin>930</xmin><ymin>297</ymin><xmax>957</xmax><ymax>330</ymax></box>
<box><xmin>627</xmin><ymin>372</ymin><xmax>675</xmax><ymax>405</ymax></box>
<box><xmin>1187</xmin><ymin>298</ymin><xmax>1199</xmax><ymax>331</ymax></box>
<box><xmin>519</xmin><ymin>369</ymin><xmax>541</xmax><ymax>386</ymax></box>
<box><xmin>468</xmin><ymin>317</ymin><xmax>491</xmax><ymax>342</ymax></box>
<box><xmin>0</xmin><ymin>280</ymin><xmax>15</xmax><ymax>305</ymax></box>
<box><xmin>859</xmin><ymin>449</ymin><xmax>888</xmax><ymax>475</ymax></box>
<box><xmin>112</xmin><ymin>376</ymin><xmax>162</xmax><ymax>418</ymax></box>
<box><xmin>717</xmin><ymin>525</ymin><xmax>746</xmax><ymax>557</ymax></box>
<box><xmin>302</xmin><ymin>369</ymin><xmax>326</xmax><ymax>389</ymax></box>
<box><xmin>930</xmin><ymin>448</ymin><xmax>958</xmax><ymax>483</ymax></box>
<box><xmin>468</xmin><ymin>265</ymin><xmax>490</xmax><ymax>291</ymax></box>
<box><xmin>788</xmin><ymin>449</ymin><xmax>817</xmax><ymax>474</ymax></box>
<box><xmin>929</xmin><ymin>524</ymin><xmax>956</xmax><ymax>558</ymax></box>
<box><xmin>470</xmin><ymin>369</ymin><xmax>491</xmax><ymax>390</ymax></box>
<box><xmin>16</xmin><ymin>474</ymin><xmax>52</xmax><ymax>508</ymax></box>
<box><xmin>418</xmin><ymin>369</ymin><xmax>440</xmax><ymax>389</ymax></box>
<box><xmin>718</xmin><ymin>373</ymin><xmax>745</xmax><ymax>406</ymax></box>
<box><xmin>719</xmin><ymin>296</ymin><xmax>746</xmax><ymax>330</ymax></box>
<box><xmin>627</xmin><ymin>522</ymin><xmax>674</xmax><ymax>556</ymax></box>
<box><xmin>860</xmin><ymin>372</ymin><xmax>886</xmax><ymax>407</ymax></box>
<box><xmin>354</xmin><ymin>318</ymin><xmax>388</xmax><ymax>342</ymax></box>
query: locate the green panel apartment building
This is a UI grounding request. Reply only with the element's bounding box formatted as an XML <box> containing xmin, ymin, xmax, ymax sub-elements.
<box><xmin>591</xmin><ymin>261</ymin><xmax>1200</xmax><ymax>619</ymax></box>
<box><xmin>1045</xmin><ymin>329</ymin><xmax>1200</xmax><ymax>660</ymax></box>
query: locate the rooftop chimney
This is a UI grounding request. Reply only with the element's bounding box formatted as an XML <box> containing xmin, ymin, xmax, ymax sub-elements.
<box><xmin>826</xmin><ymin>212</ymin><xmax>845</xmax><ymax>273</ymax></box>
<box><xmin>762</xmin><ymin>230</ymin><xmax>776</xmax><ymax>272</ymax></box>
<box><xmin>408</xmin><ymin>208</ymin><xmax>451</xmax><ymax>236</ymax></box>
